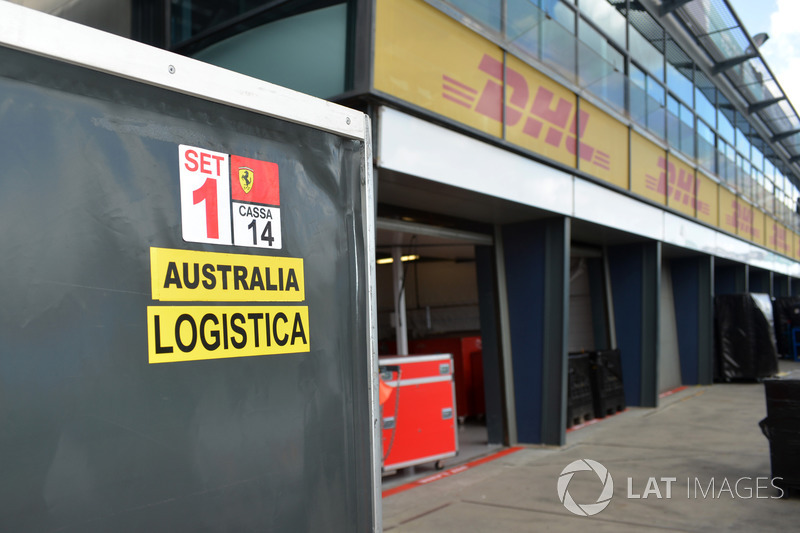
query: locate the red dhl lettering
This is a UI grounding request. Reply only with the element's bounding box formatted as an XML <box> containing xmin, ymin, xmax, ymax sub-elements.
<box><xmin>772</xmin><ymin>224</ymin><xmax>789</xmax><ymax>252</ymax></box>
<box><xmin>723</xmin><ymin>200</ymin><xmax>757</xmax><ymax>237</ymax></box>
<box><xmin>645</xmin><ymin>157</ymin><xmax>710</xmax><ymax>215</ymax></box>
<box><xmin>442</xmin><ymin>55</ymin><xmax>610</xmax><ymax>170</ymax></box>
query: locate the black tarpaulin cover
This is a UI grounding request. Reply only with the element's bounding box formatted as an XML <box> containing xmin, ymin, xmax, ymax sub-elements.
<box><xmin>772</xmin><ymin>297</ymin><xmax>800</xmax><ymax>357</ymax></box>
<box><xmin>714</xmin><ymin>293</ymin><xmax>779</xmax><ymax>380</ymax></box>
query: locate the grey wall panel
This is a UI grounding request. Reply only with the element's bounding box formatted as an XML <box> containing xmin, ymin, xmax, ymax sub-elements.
<box><xmin>659</xmin><ymin>261</ymin><xmax>683</xmax><ymax>393</ymax></box>
<box><xmin>568</xmin><ymin>258</ymin><xmax>596</xmax><ymax>353</ymax></box>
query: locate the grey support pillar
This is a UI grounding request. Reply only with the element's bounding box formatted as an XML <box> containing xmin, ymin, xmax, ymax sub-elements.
<box><xmin>607</xmin><ymin>242</ymin><xmax>661</xmax><ymax>408</ymax></box>
<box><xmin>475</xmin><ymin>244</ymin><xmax>507</xmax><ymax>445</ymax></box>
<box><xmin>501</xmin><ymin>217</ymin><xmax>570</xmax><ymax>445</ymax></box>
<box><xmin>392</xmin><ymin>247</ymin><xmax>408</xmax><ymax>355</ymax></box>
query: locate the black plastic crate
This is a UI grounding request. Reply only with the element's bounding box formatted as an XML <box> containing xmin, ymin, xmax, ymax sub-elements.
<box><xmin>759</xmin><ymin>418</ymin><xmax>800</xmax><ymax>493</ymax></box>
<box><xmin>761</xmin><ymin>372</ymin><xmax>800</xmax><ymax>494</ymax></box>
<box><xmin>765</xmin><ymin>372</ymin><xmax>800</xmax><ymax>419</ymax></box>
<box><xmin>590</xmin><ymin>349</ymin><xmax>626</xmax><ymax>418</ymax></box>
<box><xmin>567</xmin><ymin>353</ymin><xmax>594</xmax><ymax>428</ymax></box>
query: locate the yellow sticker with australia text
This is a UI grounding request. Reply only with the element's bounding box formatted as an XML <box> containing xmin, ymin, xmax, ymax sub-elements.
<box><xmin>147</xmin><ymin>305</ymin><xmax>310</xmax><ymax>364</ymax></box>
<box><xmin>150</xmin><ymin>247</ymin><xmax>304</xmax><ymax>302</ymax></box>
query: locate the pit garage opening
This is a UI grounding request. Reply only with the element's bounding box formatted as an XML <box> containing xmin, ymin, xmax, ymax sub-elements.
<box><xmin>374</xmin><ymin>216</ymin><xmax>501</xmax><ymax>483</ymax></box>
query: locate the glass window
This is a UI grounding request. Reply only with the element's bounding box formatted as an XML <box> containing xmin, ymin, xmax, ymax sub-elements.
<box><xmin>542</xmin><ymin>1</ymin><xmax>576</xmax><ymax>79</ymax></box>
<box><xmin>629</xmin><ymin>64</ymin><xmax>647</xmax><ymax>126</ymax></box>
<box><xmin>448</xmin><ymin>0</ymin><xmax>502</xmax><ymax>32</ymax></box>
<box><xmin>647</xmin><ymin>76</ymin><xmax>665</xmax><ymax>139</ymax></box>
<box><xmin>764</xmin><ymin>177</ymin><xmax>775</xmax><ymax>214</ymax></box>
<box><xmin>667</xmin><ymin>95</ymin><xmax>680</xmax><ymax>148</ymax></box>
<box><xmin>578</xmin><ymin>0</ymin><xmax>626</xmax><ymax>46</ymax></box>
<box><xmin>695</xmin><ymin>87</ymin><xmax>716</xmax><ymax>126</ymax></box>
<box><xmin>738</xmin><ymin>156</ymin><xmax>751</xmax><ymax>199</ymax></box>
<box><xmin>781</xmin><ymin>193</ymin><xmax>789</xmax><ymax>223</ymax></box>
<box><xmin>790</xmin><ymin>183</ymin><xmax>800</xmax><ymax>226</ymax></box>
<box><xmin>718</xmin><ymin>140</ymin><xmax>736</xmax><ymax>189</ymax></box>
<box><xmin>171</xmin><ymin>0</ymin><xmax>344</xmax><ymax>48</ymax></box>
<box><xmin>697</xmin><ymin>120</ymin><xmax>715</xmax><ymax>172</ymax></box>
<box><xmin>680</xmin><ymin>102</ymin><xmax>694</xmax><ymax>158</ymax></box>
<box><xmin>754</xmin><ymin>170</ymin><xmax>766</xmax><ymax>209</ymax></box>
<box><xmin>507</xmin><ymin>0</ymin><xmax>542</xmax><ymax>57</ymax></box>
<box><xmin>629</xmin><ymin>25</ymin><xmax>664</xmax><ymax>81</ymax></box>
<box><xmin>192</xmin><ymin>4</ymin><xmax>347</xmax><ymax>99</ymax></box>
<box><xmin>578</xmin><ymin>19</ymin><xmax>625</xmax><ymax>112</ymax></box>
<box><xmin>736</xmin><ymin>128</ymin><xmax>751</xmax><ymax>158</ymax></box>
<box><xmin>717</xmin><ymin>109</ymin><xmax>734</xmax><ymax>144</ymax></box>
<box><xmin>666</xmin><ymin>62</ymin><xmax>693</xmax><ymax>104</ymax></box>
<box><xmin>508</xmin><ymin>0</ymin><xmax>576</xmax><ymax>80</ymax></box>
<box><xmin>752</xmin><ymin>146</ymin><xmax>764</xmax><ymax>173</ymax></box>
<box><xmin>726</xmin><ymin>143</ymin><xmax>738</xmax><ymax>190</ymax></box>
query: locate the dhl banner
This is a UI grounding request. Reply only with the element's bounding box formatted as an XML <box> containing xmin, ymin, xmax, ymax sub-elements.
<box><xmin>504</xmin><ymin>54</ymin><xmax>577</xmax><ymax>169</ymax></box>
<box><xmin>374</xmin><ymin>0</ymin><xmax>502</xmax><ymax>138</ymax></box>
<box><xmin>718</xmin><ymin>187</ymin><xmax>738</xmax><ymax>235</ymax></box>
<box><xmin>768</xmin><ymin>221</ymin><xmax>792</xmax><ymax>256</ymax></box>
<box><xmin>784</xmin><ymin>225</ymin><xmax>794</xmax><ymax>258</ymax></box>
<box><xmin>630</xmin><ymin>132</ymin><xmax>666</xmax><ymax>205</ymax></box>
<box><xmin>374</xmin><ymin>0</ymin><xmax>798</xmax><ymax>260</ymax></box>
<box><xmin>793</xmin><ymin>232</ymin><xmax>800</xmax><ymax>261</ymax></box>
<box><xmin>375</xmin><ymin>0</ymin><xmax>626</xmax><ymax>181</ymax></box>
<box><xmin>579</xmin><ymin>100</ymin><xmax>628</xmax><ymax>189</ymax></box>
<box><xmin>666</xmin><ymin>156</ymin><xmax>698</xmax><ymax>218</ymax></box>
<box><xmin>696</xmin><ymin>172</ymin><xmax>719</xmax><ymax>228</ymax></box>
<box><xmin>751</xmin><ymin>208</ymin><xmax>766</xmax><ymax>247</ymax></box>
<box><xmin>766</xmin><ymin>219</ymin><xmax>778</xmax><ymax>252</ymax></box>
<box><xmin>735</xmin><ymin>200</ymin><xmax>753</xmax><ymax>240</ymax></box>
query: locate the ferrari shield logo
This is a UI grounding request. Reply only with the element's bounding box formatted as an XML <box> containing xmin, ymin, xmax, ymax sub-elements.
<box><xmin>238</xmin><ymin>167</ymin><xmax>254</xmax><ymax>194</ymax></box>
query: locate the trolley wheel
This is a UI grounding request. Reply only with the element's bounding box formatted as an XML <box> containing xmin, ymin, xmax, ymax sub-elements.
<box><xmin>435</xmin><ymin>460</ymin><xmax>446</xmax><ymax>470</ymax></box>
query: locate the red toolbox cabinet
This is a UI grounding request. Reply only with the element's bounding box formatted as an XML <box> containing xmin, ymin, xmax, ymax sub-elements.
<box><xmin>408</xmin><ymin>336</ymin><xmax>485</xmax><ymax>419</ymax></box>
<box><xmin>379</xmin><ymin>354</ymin><xmax>458</xmax><ymax>471</ymax></box>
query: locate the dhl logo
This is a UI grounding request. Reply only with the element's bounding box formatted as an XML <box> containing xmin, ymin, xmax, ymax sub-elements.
<box><xmin>771</xmin><ymin>224</ymin><xmax>789</xmax><ymax>252</ymax></box>
<box><xmin>442</xmin><ymin>55</ymin><xmax>611</xmax><ymax>170</ymax></box>
<box><xmin>724</xmin><ymin>200</ymin><xmax>759</xmax><ymax>239</ymax></box>
<box><xmin>645</xmin><ymin>157</ymin><xmax>710</xmax><ymax>215</ymax></box>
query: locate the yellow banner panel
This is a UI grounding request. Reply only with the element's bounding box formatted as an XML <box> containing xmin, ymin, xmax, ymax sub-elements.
<box><xmin>666</xmin><ymin>156</ymin><xmax>696</xmax><ymax>217</ymax></box>
<box><xmin>780</xmin><ymin>224</ymin><xmax>793</xmax><ymax>257</ymax></box>
<box><xmin>504</xmin><ymin>55</ymin><xmax>577</xmax><ymax>168</ymax></box>
<box><xmin>147</xmin><ymin>305</ymin><xmax>310</xmax><ymax>364</ymax></box>
<box><xmin>374</xmin><ymin>0</ymin><xmax>502</xmax><ymax>138</ymax></box>
<box><xmin>150</xmin><ymin>247</ymin><xmax>304</xmax><ymax>302</ymax></box>
<box><xmin>794</xmin><ymin>232</ymin><xmax>800</xmax><ymax>261</ymax></box>
<box><xmin>766</xmin><ymin>218</ymin><xmax>778</xmax><ymax>252</ymax></box>
<box><xmin>718</xmin><ymin>187</ymin><xmax>738</xmax><ymax>234</ymax></box>
<box><xmin>695</xmin><ymin>172</ymin><xmax>718</xmax><ymax>227</ymax></box>
<box><xmin>766</xmin><ymin>218</ymin><xmax>792</xmax><ymax>255</ymax></box>
<box><xmin>630</xmin><ymin>132</ymin><xmax>666</xmax><ymax>205</ymax></box>
<box><xmin>735</xmin><ymin>200</ymin><xmax>753</xmax><ymax>240</ymax></box>
<box><xmin>751</xmin><ymin>208</ymin><xmax>766</xmax><ymax>247</ymax></box>
<box><xmin>578</xmin><ymin>100</ymin><xmax>628</xmax><ymax>188</ymax></box>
